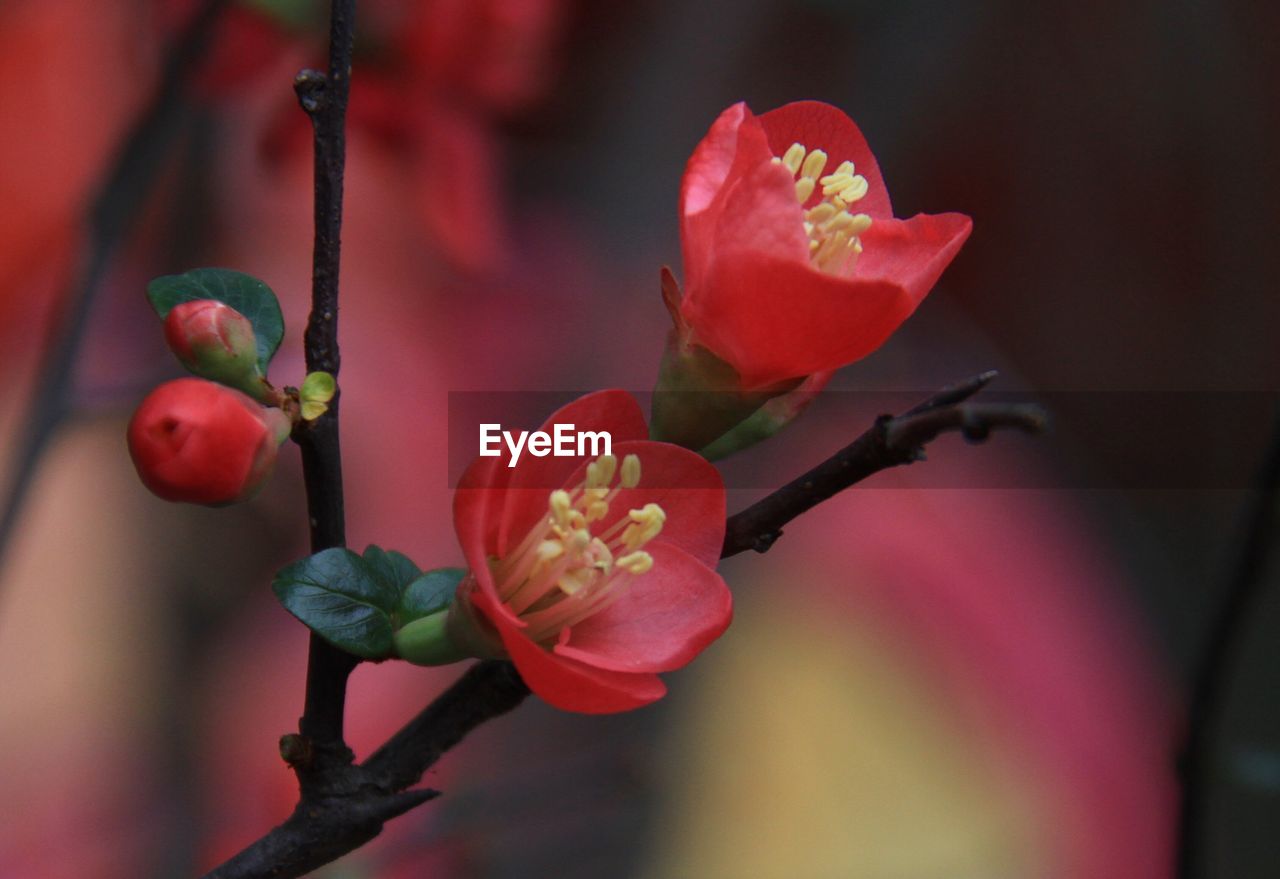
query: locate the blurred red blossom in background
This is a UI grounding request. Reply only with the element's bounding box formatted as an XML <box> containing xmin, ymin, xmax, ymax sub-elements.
<box><xmin>164</xmin><ymin>0</ymin><xmax>567</xmax><ymax>273</ymax></box>
<box><xmin>0</xmin><ymin>1</ymin><xmax>1202</xmax><ymax>878</ymax></box>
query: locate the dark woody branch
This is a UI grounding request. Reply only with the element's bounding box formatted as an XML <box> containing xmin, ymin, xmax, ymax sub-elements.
<box><xmin>204</xmin><ymin>373</ymin><xmax>1045</xmax><ymax>879</ymax></box>
<box><xmin>721</xmin><ymin>371</ymin><xmax>1047</xmax><ymax>558</ymax></box>
<box><xmin>290</xmin><ymin>0</ymin><xmax>360</xmax><ymax>773</ymax></box>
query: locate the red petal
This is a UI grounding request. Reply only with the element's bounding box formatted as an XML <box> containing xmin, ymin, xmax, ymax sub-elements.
<box><xmin>681</xmin><ymin>102</ymin><xmax>748</xmax><ymax>218</ymax></box>
<box><xmin>853</xmin><ymin>212</ymin><xmax>974</xmax><ymax>299</ymax></box>
<box><xmin>701</xmin><ymin>155</ymin><xmax>812</xmax><ymax>278</ymax></box>
<box><xmin>686</xmin><ymin>211</ymin><xmax>972</xmax><ymax>388</ymax></box>
<box><xmin>680</xmin><ymin>102</ymin><xmax>773</xmax><ymax>300</ymax></box>
<box><xmin>552</xmin><ymin>543</ymin><xmax>731</xmax><ymax>673</ymax></box>
<box><xmin>408</xmin><ymin>99</ymin><xmax>506</xmax><ymax>274</ymax></box>
<box><xmin>496</xmin><ymin>390</ymin><xmax>648</xmax><ymax>555</ymax></box>
<box><xmin>758</xmin><ymin>100</ymin><xmax>893</xmax><ymax>218</ymax></box>
<box><xmin>599</xmin><ymin>439</ymin><xmax>726</xmax><ymax>568</ymax></box>
<box><xmin>497</xmin><ymin>615</ymin><xmax>667</xmax><ymax>713</ymax></box>
<box><xmin>684</xmin><ymin>254</ymin><xmax>912</xmax><ymax>389</ymax></box>
<box><xmin>452</xmin><ymin>454</ymin><xmax>514</xmax><ymax>613</ymax></box>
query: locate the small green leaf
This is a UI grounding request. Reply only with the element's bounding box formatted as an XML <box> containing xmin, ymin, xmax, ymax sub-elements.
<box><xmin>272</xmin><ymin>548</ymin><xmax>398</xmax><ymax>658</ymax></box>
<box><xmin>300</xmin><ymin>400</ymin><xmax>328</xmax><ymax>421</ymax></box>
<box><xmin>362</xmin><ymin>545</ymin><xmax>422</xmax><ymax>595</ymax></box>
<box><xmin>399</xmin><ymin>568</ymin><xmax>467</xmax><ymax>621</ymax></box>
<box><xmin>147</xmin><ymin>268</ymin><xmax>285</xmax><ymax>373</ymax></box>
<box><xmin>301</xmin><ymin>371</ymin><xmax>336</xmax><ymax>403</ymax></box>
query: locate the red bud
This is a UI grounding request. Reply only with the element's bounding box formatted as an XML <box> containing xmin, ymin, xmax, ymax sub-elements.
<box><xmin>163</xmin><ymin>300</ymin><xmax>263</xmax><ymax>394</ymax></box>
<box><xmin>128</xmin><ymin>378</ymin><xmax>288</xmax><ymax>505</ymax></box>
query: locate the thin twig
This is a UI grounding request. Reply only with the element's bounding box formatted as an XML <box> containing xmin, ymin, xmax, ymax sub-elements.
<box><xmin>205</xmin><ymin>374</ymin><xmax>1044</xmax><ymax>878</ymax></box>
<box><xmin>0</xmin><ymin>0</ymin><xmax>230</xmax><ymax>580</ymax></box>
<box><xmin>1176</xmin><ymin>404</ymin><xmax>1280</xmax><ymax>878</ymax></box>
<box><xmin>722</xmin><ymin>377</ymin><xmax>1046</xmax><ymax>558</ymax></box>
<box><xmin>291</xmin><ymin>0</ymin><xmax>361</xmax><ymax>772</ymax></box>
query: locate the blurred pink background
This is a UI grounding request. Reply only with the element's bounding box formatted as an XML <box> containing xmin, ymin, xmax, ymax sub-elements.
<box><xmin>3</xmin><ymin>1</ymin><xmax>1277</xmax><ymax>876</ymax></box>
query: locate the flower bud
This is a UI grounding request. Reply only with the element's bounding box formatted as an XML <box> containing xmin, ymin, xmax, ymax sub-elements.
<box><xmin>128</xmin><ymin>378</ymin><xmax>290</xmax><ymax>505</ymax></box>
<box><xmin>163</xmin><ymin>300</ymin><xmax>268</xmax><ymax>399</ymax></box>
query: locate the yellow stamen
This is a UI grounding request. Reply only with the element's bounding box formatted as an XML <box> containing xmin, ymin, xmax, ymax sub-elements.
<box><xmin>617</xmin><ymin>551</ymin><xmax>654</xmax><ymax>575</ymax></box>
<box><xmin>800</xmin><ymin>148</ymin><xmax>828</xmax><ymax>180</ymax></box>
<box><xmin>774</xmin><ymin>141</ymin><xmax>874</xmax><ymax>275</ymax></box>
<box><xmin>621</xmin><ymin>503</ymin><xmax>666</xmax><ymax>551</ymax></box>
<box><xmin>621</xmin><ymin>454</ymin><xmax>641</xmax><ymax>488</ymax></box>
<box><xmin>781</xmin><ymin>143</ymin><xmax>806</xmax><ymax>174</ymax></box>
<box><xmin>491</xmin><ymin>452</ymin><xmax>668</xmax><ymax>645</ymax></box>
<box><xmin>839</xmin><ymin>175</ymin><xmax>869</xmax><ymax>203</ymax></box>
<box><xmin>549</xmin><ymin>490</ymin><xmax>572</xmax><ymax>526</ymax></box>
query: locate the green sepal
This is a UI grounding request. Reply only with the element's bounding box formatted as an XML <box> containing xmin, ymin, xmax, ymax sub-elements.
<box><xmin>398</xmin><ymin>567</ymin><xmax>467</xmax><ymax>622</ymax></box>
<box><xmin>650</xmin><ymin>330</ymin><xmax>800</xmax><ymax>452</ymax></box>
<box><xmin>392</xmin><ymin>568</ymin><xmax>469</xmax><ymax>666</ymax></box>
<box><xmin>698</xmin><ymin>372</ymin><xmax>830</xmax><ymax>460</ymax></box>
<box><xmin>147</xmin><ymin>268</ymin><xmax>285</xmax><ymax>374</ymax></box>
<box><xmin>272</xmin><ymin>548</ymin><xmax>399</xmax><ymax>659</ymax></box>
<box><xmin>393</xmin><ymin>610</ymin><xmax>470</xmax><ymax>666</ymax></box>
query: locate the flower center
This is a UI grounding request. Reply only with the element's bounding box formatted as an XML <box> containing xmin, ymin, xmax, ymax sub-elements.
<box><xmin>489</xmin><ymin>453</ymin><xmax>665</xmax><ymax>645</ymax></box>
<box><xmin>772</xmin><ymin>141</ymin><xmax>873</xmax><ymax>275</ymax></box>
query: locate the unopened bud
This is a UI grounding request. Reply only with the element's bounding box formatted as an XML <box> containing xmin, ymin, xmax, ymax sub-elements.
<box><xmin>128</xmin><ymin>378</ymin><xmax>290</xmax><ymax>506</ymax></box>
<box><xmin>164</xmin><ymin>300</ymin><xmax>269</xmax><ymax>400</ymax></box>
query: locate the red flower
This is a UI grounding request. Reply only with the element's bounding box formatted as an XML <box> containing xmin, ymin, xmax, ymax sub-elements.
<box><xmin>127</xmin><ymin>378</ymin><xmax>288</xmax><ymax>505</ymax></box>
<box><xmin>676</xmin><ymin>100</ymin><xmax>973</xmax><ymax>389</ymax></box>
<box><xmin>452</xmin><ymin>390</ymin><xmax>731</xmax><ymax>713</ymax></box>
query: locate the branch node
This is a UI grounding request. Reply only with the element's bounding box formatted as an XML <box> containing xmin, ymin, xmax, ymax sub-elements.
<box><xmin>279</xmin><ymin>733</ymin><xmax>313</xmax><ymax>770</ymax></box>
<box><xmin>293</xmin><ymin>68</ymin><xmax>328</xmax><ymax>114</ymax></box>
<box><xmin>752</xmin><ymin>531</ymin><xmax>781</xmax><ymax>554</ymax></box>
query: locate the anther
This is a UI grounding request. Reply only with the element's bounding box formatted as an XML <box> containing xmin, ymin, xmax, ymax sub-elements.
<box><xmin>617</xmin><ymin>551</ymin><xmax>654</xmax><ymax>575</ymax></box>
<box><xmin>800</xmin><ymin>149</ymin><xmax>828</xmax><ymax>180</ymax></box>
<box><xmin>781</xmin><ymin>143</ymin><xmax>806</xmax><ymax>175</ymax></box>
<box><xmin>820</xmin><ymin>173</ymin><xmax>856</xmax><ymax>196</ymax></box>
<box><xmin>549</xmin><ymin>490</ymin><xmax>572</xmax><ymax>525</ymax></box>
<box><xmin>595</xmin><ymin>454</ymin><xmax>617</xmax><ymax>485</ymax></box>
<box><xmin>620</xmin><ymin>454</ymin><xmax>641</xmax><ymax>488</ymax></box>
<box><xmin>839</xmin><ymin>176</ymin><xmax>869</xmax><ymax>203</ymax></box>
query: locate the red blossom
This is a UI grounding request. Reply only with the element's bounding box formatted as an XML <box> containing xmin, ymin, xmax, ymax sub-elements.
<box><xmin>676</xmin><ymin>100</ymin><xmax>973</xmax><ymax>389</ymax></box>
<box><xmin>127</xmin><ymin>378</ymin><xmax>287</xmax><ymax>505</ymax></box>
<box><xmin>452</xmin><ymin>390</ymin><xmax>731</xmax><ymax>713</ymax></box>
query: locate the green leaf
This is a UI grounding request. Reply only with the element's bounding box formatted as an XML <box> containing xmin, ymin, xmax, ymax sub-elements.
<box><xmin>147</xmin><ymin>268</ymin><xmax>285</xmax><ymax>373</ymax></box>
<box><xmin>399</xmin><ymin>568</ymin><xmax>467</xmax><ymax>621</ymax></box>
<box><xmin>301</xmin><ymin>371</ymin><xmax>337</xmax><ymax>403</ymax></box>
<box><xmin>361</xmin><ymin>545</ymin><xmax>422</xmax><ymax>596</ymax></box>
<box><xmin>272</xmin><ymin>548</ymin><xmax>399</xmax><ymax>658</ymax></box>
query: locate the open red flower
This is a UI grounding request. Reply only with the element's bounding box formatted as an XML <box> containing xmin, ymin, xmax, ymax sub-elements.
<box><xmin>452</xmin><ymin>390</ymin><xmax>731</xmax><ymax>713</ymax></box>
<box><xmin>676</xmin><ymin>100</ymin><xmax>973</xmax><ymax>389</ymax></box>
